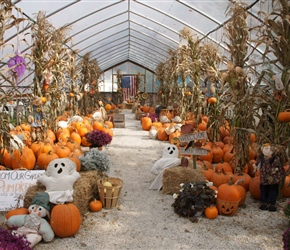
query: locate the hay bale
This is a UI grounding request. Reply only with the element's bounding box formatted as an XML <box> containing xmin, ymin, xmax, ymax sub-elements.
<box><xmin>162</xmin><ymin>164</ymin><xmax>206</xmax><ymax>195</ymax></box>
<box><xmin>24</xmin><ymin>170</ymin><xmax>106</xmax><ymax>218</ymax></box>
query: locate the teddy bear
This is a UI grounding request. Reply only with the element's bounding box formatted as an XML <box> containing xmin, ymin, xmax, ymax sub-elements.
<box><xmin>6</xmin><ymin>192</ymin><xmax>54</xmax><ymax>248</ymax></box>
<box><xmin>38</xmin><ymin>158</ymin><xmax>80</xmax><ymax>204</ymax></box>
<box><xmin>149</xmin><ymin>144</ymin><xmax>181</xmax><ymax>190</ymax></box>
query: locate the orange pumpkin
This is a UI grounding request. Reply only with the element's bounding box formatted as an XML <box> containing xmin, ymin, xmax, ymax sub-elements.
<box><xmin>5</xmin><ymin>207</ymin><xmax>29</xmax><ymax>220</ymax></box>
<box><xmin>50</xmin><ymin>203</ymin><xmax>81</xmax><ymax>238</ymax></box>
<box><xmin>68</xmin><ymin>155</ymin><xmax>81</xmax><ymax>172</ymax></box>
<box><xmin>89</xmin><ymin>199</ymin><xmax>103</xmax><ymax>212</ymax></box>
<box><xmin>278</xmin><ymin>110</ymin><xmax>290</xmax><ymax>122</ymax></box>
<box><xmin>141</xmin><ymin>117</ymin><xmax>152</xmax><ymax>131</ymax></box>
<box><xmin>207</xmin><ymin>97</ymin><xmax>217</xmax><ymax>104</ymax></box>
<box><xmin>104</xmin><ymin>104</ymin><xmax>112</xmax><ymax>110</ymax></box>
<box><xmin>11</xmin><ymin>147</ymin><xmax>36</xmax><ymax>170</ymax></box>
<box><xmin>92</xmin><ymin>121</ymin><xmax>103</xmax><ymax>130</ymax></box>
<box><xmin>55</xmin><ymin>145</ymin><xmax>71</xmax><ymax>158</ymax></box>
<box><xmin>204</xmin><ymin>206</ymin><xmax>218</xmax><ymax>219</ymax></box>
<box><xmin>249</xmin><ymin>176</ymin><xmax>260</xmax><ymax>200</ymax></box>
<box><xmin>37</xmin><ymin>151</ymin><xmax>59</xmax><ymax>170</ymax></box>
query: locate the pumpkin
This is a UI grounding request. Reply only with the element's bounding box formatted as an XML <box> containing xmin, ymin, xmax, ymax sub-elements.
<box><xmin>81</xmin><ymin>136</ymin><xmax>92</xmax><ymax>147</ymax></box>
<box><xmin>50</xmin><ymin>203</ymin><xmax>81</xmax><ymax>238</ymax></box>
<box><xmin>92</xmin><ymin>121</ymin><xmax>104</xmax><ymax>131</ymax></box>
<box><xmin>141</xmin><ymin>117</ymin><xmax>152</xmax><ymax>131</ymax></box>
<box><xmin>204</xmin><ymin>206</ymin><xmax>218</xmax><ymax>219</ymax></box>
<box><xmin>157</xmin><ymin>127</ymin><xmax>169</xmax><ymax>141</ymax></box>
<box><xmin>210</xmin><ymin>169</ymin><xmax>231</xmax><ymax>188</ymax></box>
<box><xmin>278</xmin><ymin>110</ymin><xmax>290</xmax><ymax>122</ymax></box>
<box><xmin>37</xmin><ymin>151</ymin><xmax>59</xmax><ymax>170</ymax></box>
<box><xmin>207</xmin><ymin>97</ymin><xmax>217</xmax><ymax>104</ymax></box>
<box><xmin>89</xmin><ymin>199</ymin><xmax>103</xmax><ymax>212</ymax></box>
<box><xmin>249</xmin><ymin>176</ymin><xmax>260</xmax><ymax>200</ymax></box>
<box><xmin>197</xmin><ymin>122</ymin><xmax>207</xmax><ymax>131</ymax></box>
<box><xmin>70</xmin><ymin>132</ymin><xmax>82</xmax><ymax>145</ymax></box>
<box><xmin>281</xmin><ymin>175</ymin><xmax>290</xmax><ymax>197</ymax></box>
<box><xmin>104</xmin><ymin>104</ymin><xmax>112</xmax><ymax>110</ymax></box>
<box><xmin>217</xmin><ymin>177</ymin><xmax>241</xmax><ymax>216</ymax></box>
<box><xmin>11</xmin><ymin>146</ymin><xmax>36</xmax><ymax>170</ymax></box>
<box><xmin>231</xmin><ymin>172</ymin><xmax>252</xmax><ymax>191</ymax></box>
<box><xmin>66</xmin><ymin>139</ymin><xmax>81</xmax><ymax>152</ymax></box>
<box><xmin>234</xmin><ymin>180</ymin><xmax>247</xmax><ymax>207</ymax></box>
<box><xmin>212</xmin><ymin>146</ymin><xmax>224</xmax><ymax>163</ymax></box>
<box><xmin>215</xmin><ymin>162</ymin><xmax>232</xmax><ymax>173</ymax></box>
<box><xmin>68</xmin><ymin>155</ymin><xmax>81</xmax><ymax>172</ymax></box>
<box><xmin>5</xmin><ymin>207</ymin><xmax>29</xmax><ymax>220</ymax></box>
<box><xmin>3</xmin><ymin>152</ymin><xmax>13</xmax><ymax>169</ymax></box>
<box><xmin>55</xmin><ymin>145</ymin><xmax>71</xmax><ymax>158</ymax></box>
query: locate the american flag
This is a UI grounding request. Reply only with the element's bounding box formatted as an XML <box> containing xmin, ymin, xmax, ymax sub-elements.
<box><xmin>122</xmin><ymin>76</ymin><xmax>137</xmax><ymax>101</ymax></box>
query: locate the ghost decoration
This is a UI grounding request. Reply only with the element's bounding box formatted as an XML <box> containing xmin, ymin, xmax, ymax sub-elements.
<box><xmin>38</xmin><ymin>158</ymin><xmax>80</xmax><ymax>204</ymax></box>
<box><xmin>149</xmin><ymin>144</ymin><xmax>181</xmax><ymax>190</ymax></box>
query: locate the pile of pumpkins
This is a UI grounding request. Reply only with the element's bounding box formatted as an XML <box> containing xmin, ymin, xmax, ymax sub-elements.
<box><xmin>139</xmin><ymin>107</ymin><xmax>290</xmax><ymax>208</ymax></box>
<box><xmin>0</xmin><ymin>113</ymin><xmax>114</xmax><ymax>171</ymax></box>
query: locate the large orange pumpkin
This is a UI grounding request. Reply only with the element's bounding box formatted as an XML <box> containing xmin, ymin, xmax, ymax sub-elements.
<box><xmin>141</xmin><ymin>117</ymin><xmax>152</xmax><ymax>131</ymax></box>
<box><xmin>50</xmin><ymin>203</ymin><xmax>81</xmax><ymax>238</ymax></box>
<box><xmin>11</xmin><ymin>146</ymin><xmax>36</xmax><ymax>170</ymax></box>
<box><xmin>37</xmin><ymin>151</ymin><xmax>59</xmax><ymax>170</ymax></box>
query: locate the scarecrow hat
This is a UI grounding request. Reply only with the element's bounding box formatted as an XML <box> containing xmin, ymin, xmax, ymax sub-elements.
<box><xmin>31</xmin><ymin>192</ymin><xmax>50</xmax><ymax>212</ymax></box>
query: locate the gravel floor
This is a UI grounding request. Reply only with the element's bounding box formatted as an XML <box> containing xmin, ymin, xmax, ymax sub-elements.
<box><xmin>1</xmin><ymin>109</ymin><xmax>288</xmax><ymax>250</ymax></box>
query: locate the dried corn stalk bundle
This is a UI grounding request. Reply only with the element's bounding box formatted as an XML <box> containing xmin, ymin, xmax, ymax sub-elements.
<box><xmin>222</xmin><ymin>2</ymin><xmax>256</xmax><ymax>173</ymax></box>
<box><xmin>251</xmin><ymin>0</ymin><xmax>290</xmax><ymax>162</ymax></box>
<box><xmin>79</xmin><ymin>52</ymin><xmax>102</xmax><ymax>115</ymax></box>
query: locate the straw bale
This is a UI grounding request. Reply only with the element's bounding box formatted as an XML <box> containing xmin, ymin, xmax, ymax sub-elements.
<box><xmin>24</xmin><ymin>170</ymin><xmax>106</xmax><ymax>218</ymax></box>
<box><xmin>162</xmin><ymin>163</ymin><xmax>206</xmax><ymax>195</ymax></box>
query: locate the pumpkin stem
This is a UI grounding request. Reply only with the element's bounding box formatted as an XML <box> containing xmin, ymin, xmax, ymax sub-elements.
<box><xmin>235</xmin><ymin>179</ymin><xmax>244</xmax><ymax>186</ymax></box>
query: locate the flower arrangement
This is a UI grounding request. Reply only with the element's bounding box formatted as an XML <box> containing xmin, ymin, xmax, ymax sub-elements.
<box><xmin>172</xmin><ymin>181</ymin><xmax>216</xmax><ymax>222</ymax></box>
<box><xmin>85</xmin><ymin>129</ymin><xmax>112</xmax><ymax>148</ymax></box>
<box><xmin>0</xmin><ymin>227</ymin><xmax>31</xmax><ymax>250</ymax></box>
<box><xmin>79</xmin><ymin>147</ymin><xmax>110</xmax><ymax>173</ymax></box>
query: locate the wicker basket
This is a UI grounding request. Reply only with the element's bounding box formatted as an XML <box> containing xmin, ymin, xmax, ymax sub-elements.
<box><xmin>97</xmin><ymin>177</ymin><xmax>123</xmax><ymax>209</ymax></box>
<box><xmin>216</xmin><ymin>198</ymin><xmax>240</xmax><ymax>216</ymax></box>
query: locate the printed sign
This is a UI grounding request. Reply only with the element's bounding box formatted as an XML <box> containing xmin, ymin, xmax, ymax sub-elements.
<box><xmin>180</xmin><ymin>147</ymin><xmax>209</xmax><ymax>156</ymax></box>
<box><xmin>0</xmin><ymin>170</ymin><xmax>45</xmax><ymax>211</ymax></box>
<box><xmin>179</xmin><ymin>131</ymin><xmax>207</xmax><ymax>142</ymax></box>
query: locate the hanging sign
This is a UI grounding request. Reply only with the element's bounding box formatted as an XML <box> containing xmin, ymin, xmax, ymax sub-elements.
<box><xmin>180</xmin><ymin>147</ymin><xmax>209</xmax><ymax>155</ymax></box>
<box><xmin>179</xmin><ymin>131</ymin><xmax>207</xmax><ymax>142</ymax></box>
<box><xmin>0</xmin><ymin>170</ymin><xmax>44</xmax><ymax>211</ymax></box>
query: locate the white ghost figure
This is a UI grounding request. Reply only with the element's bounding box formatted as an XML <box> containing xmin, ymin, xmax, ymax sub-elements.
<box><xmin>38</xmin><ymin>158</ymin><xmax>80</xmax><ymax>204</ymax></box>
<box><xmin>149</xmin><ymin>144</ymin><xmax>181</xmax><ymax>190</ymax></box>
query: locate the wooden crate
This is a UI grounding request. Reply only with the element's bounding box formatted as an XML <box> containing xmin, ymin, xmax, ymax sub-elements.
<box><xmin>113</xmin><ymin>114</ymin><xmax>125</xmax><ymax>128</ymax></box>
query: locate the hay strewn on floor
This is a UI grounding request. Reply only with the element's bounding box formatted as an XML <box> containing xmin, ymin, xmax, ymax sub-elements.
<box><xmin>162</xmin><ymin>162</ymin><xmax>206</xmax><ymax>195</ymax></box>
<box><xmin>24</xmin><ymin>170</ymin><xmax>106</xmax><ymax>218</ymax></box>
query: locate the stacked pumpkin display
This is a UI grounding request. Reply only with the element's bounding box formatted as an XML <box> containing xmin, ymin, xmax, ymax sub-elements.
<box><xmin>0</xmin><ymin>112</ymin><xmax>114</xmax><ymax>171</ymax></box>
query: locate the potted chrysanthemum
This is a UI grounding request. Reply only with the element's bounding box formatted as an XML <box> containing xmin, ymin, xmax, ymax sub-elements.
<box><xmin>85</xmin><ymin>129</ymin><xmax>112</xmax><ymax>150</ymax></box>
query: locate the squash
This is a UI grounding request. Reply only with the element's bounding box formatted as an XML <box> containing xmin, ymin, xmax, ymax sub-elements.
<box><xmin>89</xmin><ymin>199</ymin><xmax>102</xmax><ymax>212</ymax></box>
<box><xmin>278</xmin><ymin>110</ymin><xmax>290</xmax><ymax>122</ymax></box>
<box><xmin>204</xmin><ymin>206</ymin><xmax>218</xmax><ymax>219</ymax></box>
<box><xmin>50</xmin><ymin>203</ymin><xmax>81</xmax><ymax>238</ymax></box>
<box><xmin>11</xmin><ymin>146</ymin><xmax>36</xmax><ymax>170</ymax></box>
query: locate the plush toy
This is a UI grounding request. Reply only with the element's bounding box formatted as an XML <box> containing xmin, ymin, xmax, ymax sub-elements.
<box><xmin>38</xmin><ymin>158</ymin><xmax>80</xmax><ymax>204</ymax></box>
<box><xmin>149</xmin><ymin>144</ymin><xmax>181</xmax><ymax>190</ymax></box>
<box><xmin>6</xmin><ymin>192</ymin><xmax>54</xmax><ymax>248</ymax></box>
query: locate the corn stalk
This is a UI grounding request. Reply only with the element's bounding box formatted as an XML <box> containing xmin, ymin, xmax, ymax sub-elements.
<box><xmin>252</xmin><ymin>0</ymin><xmax>290</xmax><ymax>163</ymax></box>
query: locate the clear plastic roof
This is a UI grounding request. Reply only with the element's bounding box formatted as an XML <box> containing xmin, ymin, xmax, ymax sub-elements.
<box><xmin>4</xmin><ymin>0</ymin><xmax>274</xmax><ymax>76</ymax></box>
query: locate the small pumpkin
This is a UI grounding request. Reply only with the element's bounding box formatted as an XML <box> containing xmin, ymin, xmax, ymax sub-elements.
<box><xmin>204</xmin><ymin>206</ymin><xmax>218</xmax><ymax>219</ymax></box>
<box><xmin>278</xmin><ymin>110</ymin><xmax>290</xmax><ymax>122</ymax></box>
<box><xmin>89</xmin><ymin>199</ymin><xmax>103</xmax><ymax>212</ymax></box>
<box><xmin>5</xmin><ymin>207</ymin><xmax>29</xmax><ymax>220</ymax></box>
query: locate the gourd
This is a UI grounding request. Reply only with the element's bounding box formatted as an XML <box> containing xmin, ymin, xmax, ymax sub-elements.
<box><xmin>50</xmin><ymin>203</ymin><xmax>81</xmax><ymax>238</ymax></box>
<box><xmin>278</xmin><ymin>110</ymin><xmax>290</xmax><ymax>122</ymax></box>
<box><xmin>89</xmin><ymin>199</ymin><xmax>103</xmax><ymax>212</ymax></box>
<box><xmin>204</xmin><ymin>206</ymin><xmax>218</xmax><ymax>219</ymax></box>
<box><xmin>37</xmin><ymin>151</ymin><xmax>59</xmax><ymax>170</ymax></box>
<box><xmin>11</xmin><ymin>146</ymin><xmax>36</xmax><ymax>170</ymax></box>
